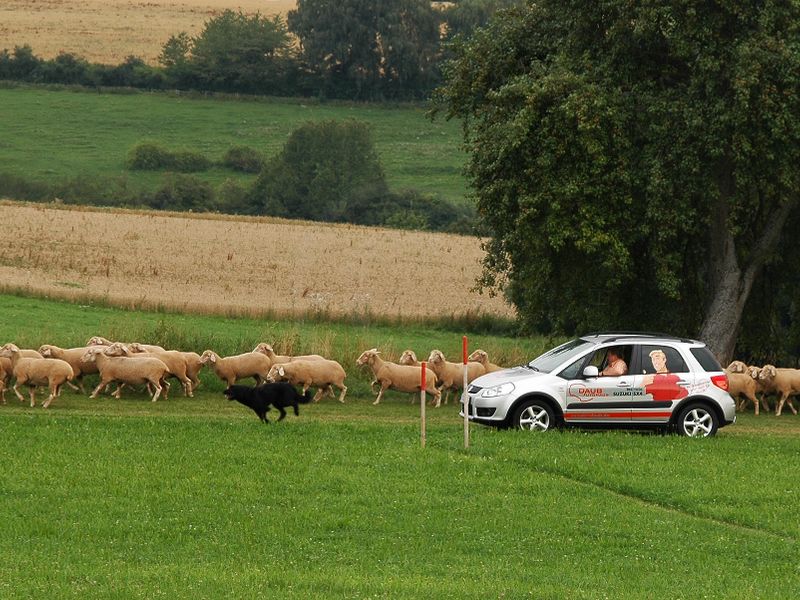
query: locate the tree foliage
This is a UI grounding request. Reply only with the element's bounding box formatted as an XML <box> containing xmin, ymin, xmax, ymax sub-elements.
<box><xmin>288</xmin><ymin>0</ymin><xmax>442</xmax><ymax>99</ymax></box>
<box><xmin>435</xmin><ymin>0</ymin><xmax>800</xmax><ymax>359</ymax></box>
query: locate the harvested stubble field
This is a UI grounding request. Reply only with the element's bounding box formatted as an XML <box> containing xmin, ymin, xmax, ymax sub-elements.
<box><xmin>0</xmin><ymin>201</ymin><xmax>513</xmax><ymax>320</ymax></box>
<box><xmin>0</xmin><ymin>0</ymin><xmax>296</xmax><ymax>64</ymax></box>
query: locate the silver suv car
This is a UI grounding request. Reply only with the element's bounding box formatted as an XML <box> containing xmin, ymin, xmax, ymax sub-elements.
<box><xmin>463</xmin><ymin>333</ymin><xmax>736</xmax><ymax>437</ymax></box>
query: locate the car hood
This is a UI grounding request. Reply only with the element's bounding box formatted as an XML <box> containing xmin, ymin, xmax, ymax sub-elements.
<box><xmin>471</xmin><ymin>366</ymin><xmax>548</xmax><ymax>388</ymax></box>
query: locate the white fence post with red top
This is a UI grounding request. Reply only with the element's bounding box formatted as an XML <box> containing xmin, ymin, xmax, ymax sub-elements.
<box><xmin>420</xmin><ymin>360</ymin><xmax>427</xmax><ymax>449</ymax></box>
<box><xmin>462</xmin><ymin>335</ymin><xmax>470</xmax><ymax>449</ymax></box>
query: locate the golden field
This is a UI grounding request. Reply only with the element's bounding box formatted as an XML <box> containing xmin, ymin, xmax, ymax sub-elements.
<box><xmin>0</xmin><ymin>0</ymin><xmax>296</xmax><ymax>64</ymax></box>
<box><xmin>0</xmin><ymin>201</ymin><xmax>514</xmax><ymax>320</ymax></box>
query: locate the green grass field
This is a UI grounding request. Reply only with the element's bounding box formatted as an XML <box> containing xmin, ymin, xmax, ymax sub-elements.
<box><xmin>1</xmin><ymin>294</ymin><xmax>798</xmax><ymax>598</ymax></box>
<box><xmin>0</xmin><ymin>85</ymin><xmax>468</xmax><ymax>204</ymax></box>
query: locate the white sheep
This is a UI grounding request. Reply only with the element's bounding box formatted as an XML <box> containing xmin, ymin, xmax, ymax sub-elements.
<box><xmin>180</xmin><ymin>351</ymin><xmax>204</xmax><ymax>391</ymax></box>
<box><xmin>82</xmin><ymin>346</ymin><xmax>169</xmax><ymax>402</ymax></box>
<box><xmin>38</xmin><ymin>344</ymin><xmax>100</xmax><ymax>395</ymax></box>
<box><xmin>725</xmin><ymin>367</ymin><xmax>763</xmax><ymax>415</ymax></box>
<box><xmin>0</xmin><ymin>357</ymin><xmax>11</xmax><ymax>404</ymax></box>
<box><xmin>427</xmin><ymin>349</ymin><xmax>486</xmax><ymax>405</ymax></box>
<box><xmin>87</xmin><ymin>336</ymin><xmax>166</xmax><ymax>353</ymax></box>
<box><xmin>468</xmin><ymin>349</ymin><xmax>505</xmax><ymax>373</ymax></box>
<box><xmin>398</xmin><ymin>349</ymin><xmax>419</xmax><ymax>366</ymax></box>
<box><xmin>0</xmin><ymin>343</ymin><xmax>74</xmax><ymax>408</ymax></box>
<box><xmin>757</xmin><ymin>365</ymin><xmax>800</xmax><ymax>416</ymax></box>
<box><xmin>267</xmin><ymin>359</ymin><xmax>348</xmax><ymax>403</ymax></box>
<box><xmin>199</xmin><ymin>350</ymin><xmax>272</xmax><ymax>387</ymax></box>
<box><xmin>356</xmin><ymin>348</ymin><xmax>441</xmax><ymax>407</ymax></box>
<box><xmin>253</xmin><ymin>343</ymin><xmax>325</xmax><ymax>364</ymax></box>
<box><xmin>126</xmin><ymin>343</ymin><xmax>194</xmax><ymax>397</ymax></box>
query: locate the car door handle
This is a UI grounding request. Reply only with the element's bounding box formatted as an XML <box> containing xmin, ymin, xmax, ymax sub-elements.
<box><xmin>617</xmin><ymin>380</ymin><xmax>631</xmax><ymax>387</ymax></box>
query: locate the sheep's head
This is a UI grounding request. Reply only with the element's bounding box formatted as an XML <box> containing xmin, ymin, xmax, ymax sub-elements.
<box><xmin>87</xmin><ymin>336</ymin><xmax>112</xmax><ymax>346</ymax></box>
<box><xmin>39</xmin><ymin>344</ymin><xmax>55</xmax><ymax>357</ymax></box>
<box><xmin>104</xmin><ymin>342</ymin><xmax>132</xmax><ymax>357</ymax></box>
<box><xmin>356</xmin><ymin>349</ymin><xmax>379</xmax><ymax>366</ymax></box>
<box><xmin>398</xmin><ymin>350</ymin><xmax>417</xmax><ymax>365</ymax></box>
<box><xmin>199</xmin><ymin>350</ymin><xmax>217</xmax><ymax>365</ymax></box>
<box><xmin>428</xmin><ymin>349</ymin><xmax>445</xmax><ymax>365</ymax></box>
<box><xmin>253</xmin><ymin>343</ymin><xmax>273</xmax><ymax>356</ymax></box>
<box><xmin>726</xmin><ymin>360</ymin><xmax>747</xmax><ymax>374</ymax></box>
<box><xmin>0</xmin><ymin>343</ymin><xmax>20</xmax><ymax>358</ymax></box>
<box><xmin>80</xmin><ymin>346</ymin><xmax>105</xmax><ymax>363</ymax></box>
<box><xmin>759</xmin><ymin>365</ymin><xmax>778</xmax><ymax>381</ymax></box>
<box><xmin>747</xmin><ymin>366</ymin><xmax>762</xmax><ymax>380</ymax></box>
<box><xmin>468</xmin><ymin>349</ymin><xmax>488</xmax><ymax>364</ymax></box>
<box><xmin>267</xmin><ymin>364</ymin><xmax>287</xmax><ymax>382</ymax></box>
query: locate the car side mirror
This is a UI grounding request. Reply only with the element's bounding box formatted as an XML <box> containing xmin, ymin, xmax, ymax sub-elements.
<box><xmin>583</xmin><ymin>366</ymin><xmax>599</xmax><ymax>379</ymax></box>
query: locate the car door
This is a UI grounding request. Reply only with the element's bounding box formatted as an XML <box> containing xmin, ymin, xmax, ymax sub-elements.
<box><xmin>561</xmin><ymin>345</ymin><xmax>642</xmax><ymax>424</ymax></box>
<box><xmin>632</xmin><ymin>344</ymin><xmax>694</xmax><ymax>423</ymax></box>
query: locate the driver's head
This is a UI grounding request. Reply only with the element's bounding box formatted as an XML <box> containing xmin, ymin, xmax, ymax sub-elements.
<box><xmin>607</xmin><ymin>348</ymin><xmax>621</xmax><ymax>361</ymax></box>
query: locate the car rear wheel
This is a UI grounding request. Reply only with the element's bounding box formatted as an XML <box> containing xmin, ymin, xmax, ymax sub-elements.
<box><xmin>513</xmin><ymin>400</ymin><xmax>555</xmax><ymax>432</ymax></box>
<box><xmin>676</xmin><ymin>404</ymin><xmax>719</xmax><ymax>438</ymax></box>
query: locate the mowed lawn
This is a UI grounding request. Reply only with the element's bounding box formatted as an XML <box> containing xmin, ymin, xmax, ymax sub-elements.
<box><xmin>1</xmin><ymin>295</ymin><xmax>798</xmax><ymax>597</ymax></box>
<box><xmin>0</xmin><ymin>86</ymin><xmax>468</xmax><ymax>203</ymax></box>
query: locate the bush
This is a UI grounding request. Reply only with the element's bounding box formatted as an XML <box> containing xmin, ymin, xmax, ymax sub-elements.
<box><xmin>0</xmin><ymin>172</ymin><xmax>51</xmax><ymax>201</ymax></box>
<box><xmin>215</xmin><ymin>178</ymin><xmax>252</xmax><ymax>213</ymax></box>
<box><xmin>127</xmin><ymin>142</ymin><xmax>211</xmax><ymax>172</ymax></box>
<box><xmin>222</xmin><ymin>146</ymin><xmax>265</xmax><ymax>173</ymax></box>
<box><xmin>150</xmin><ymin>173</ymin><xmax>214</xmax><ymax>211</ymax></box>
<box><xmin>249</xmin><ymin>119</ymin><xmax>388</xmax><ymax>221</ymax></box>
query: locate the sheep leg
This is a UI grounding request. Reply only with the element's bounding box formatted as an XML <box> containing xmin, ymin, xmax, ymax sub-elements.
<box><xmin>150</xmin><ymin>379</ymin><xmax>163</xmax><ymax>403</ymax></box>
<box><xmin>430</xmin><ymin>385</ymin><xmax>442</xmax><ymax>408</ymax></box>
<box><xmin>189</xmin><ymin>376</ymin><xmax>201</xmax><ymax>392</ymax></box>
<box><xmin>776</xmin><ymin>392</ymin><xmax>789</xmax><ymax>417</ymax></box>
<box><xmin>29</xmin><ymin>385</ymin><xmax>37</xmax><ymax>408</ymax></box>
<box><xmin>43</xmin><ymin>383</ymin><xmax>59</xmax><ymax>409</ymax></box>
<box><xmin>369</xmin><ymin>379</ymin><xmax>379</xmax><ymax>393</ymax></box>
<box><xmin>746</xmin><ymin>391</ymin><xmax>759</xmax><ymax>416</ymax></box>
<box><xmin>760</xmin><ymin>395</ymin><xmax>771</xmax><ymax>413</ymax></box>
<box><xmin>373</xmin><ymin>382</ymin><xmax>390</xmax><ymax>405</ymax></box>
<box><xmin>76</xmin><ymin>376</ymin><xmax>86</xmax><ymax>396</ymax></box>
<box><xmin>312</xmin><ymin>388</ymin><xmax>324</xmax><ymax>403</ymax></box>
<box><xmin>12</xmin><ymin>380</ymin><xmax>26</xmax><ymax>403</ymax></box>
<box><xmin>90</xmin><ymin>379</ymin><xmax>111</xmax><ymax>399</ymax></box>
<box><xmin>181</xmin><ymin>376</ymin><xmax>193</xmax><ymax>398</ymax></box>
<box><xmin>786</xmin><ymin>397</ymin><xmax>798</xmax><ymax>415</ymax></box>
<box><xmin>113</xmin><ymin>384</ymin><xmax>124</xmax><ymax>399</ymax></box>
<box><xmin>65</xmin><ymin>380</ymin><xmax>81</xmax><ymax>393</ymax></box>
<box><xmin>337</xmin><ymin>384</ymin><xmax>347</xmax><ymax>404</ymax></box>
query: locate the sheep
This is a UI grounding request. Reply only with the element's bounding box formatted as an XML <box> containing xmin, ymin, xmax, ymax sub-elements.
<box><xmin>726</xmin><ymin>360</ymin><xmax>749</xmax><ymax>374</ymax></box>
<box><xmin>427</xmin><ymin>349</ymin><xmax>486</xmax><ymax>405</ymax></box>
<box><xmin>87</xmin><ymin>336</ymin><xmax>165</xmax><ymax>353</ymax></box>
<box><xmin>757</xmin><ymin>365</ymin><xmax>800</xmax><ymax>417</ymax></box>
<box><xmin>468</xmin><ymin>349</ymin><xmax>505</xmax><ymax>373</ymax></box>
<box><xmin>725</xmin><ymin>368</ymin><xmax>763</xmax><ymax>415</ymax></box>
<box><xmin>199</xmin><ymin>350</ymin><xmax>272</xmax><ymax>387</ymax></box>
<box><xmin>82</xmin><ymin>346</ymin><xmax>169</xmax><ymax>402</ymax></box>
<box><xmin>38</xmin><ymin>344</ymin><xmax>100</xmax><ymax>395</ymax></box>
<box><xmin>743</xmin><ymin>366</ymin><xmax>774</xmax><ymax>414</ymax></box>
<box><xmin>0</xmin><ymin>357</ymin><xmax>11</xmax><ymax>404</ymax></box>
<box><xmin>356</xmin><ymin>348</ymin><xmax>441</xmax><ymax>407</ymax></box>
<box><xmin>398</xmin><ymin>350</ymin><xmax>419</xmax><ymax>366</ymax></box>
<box><xmin>252</xmin><ymin>343</ymin><xmax>326</xmax><ymax>364</ymax></box>
<box><xmin>126</xmin><ymin>343</ymin><xmax>194</xmax><ymax>397</ymax></box>
<box><xmin>266</xmin><ymin>359</ymin><xmax>348</xmax><ymax>403</ymax></box>
<box><xmin>0</xmin><ymin>343</ymin><xmax>74</xmax><ymax>408</ymax></box>
<box><xmin>180</xmin><ymin>351</ymin><xmax>204</xmax><ymax>392</ymax></box>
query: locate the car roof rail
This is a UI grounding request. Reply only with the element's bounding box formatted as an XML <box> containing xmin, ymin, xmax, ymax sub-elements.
<box><xmin>580</xmin><ymin>331</ymin><xmax>698</xmax><ymax>344</ymax></box>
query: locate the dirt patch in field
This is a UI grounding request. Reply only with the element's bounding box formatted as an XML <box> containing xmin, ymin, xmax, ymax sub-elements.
<box><xmin>0</xmin><ymin>1</ymin><xmax>295</xmax><ymax>64</ymax></box>
<box><xmin>0</xmin><ymin>201</ymin><xmax>513</xmax><ymax>320</ymax></box>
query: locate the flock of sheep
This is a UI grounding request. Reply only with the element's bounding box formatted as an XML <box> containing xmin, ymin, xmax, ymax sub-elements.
<box><xmin>0</xmin><ymin>337</ymin><xmax>504</xmax><ymax>409</ymax></box>
<box><xmin>725</xmin><ymin>360</ymin><xmax>800</xmax><ymax>416</ymax></box>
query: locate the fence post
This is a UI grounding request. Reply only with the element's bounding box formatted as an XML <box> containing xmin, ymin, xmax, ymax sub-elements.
<box><xmin>420</xmin><ymin>360</ymin><xmax>427</xmax><ymax>449</ymax></box>
<box><xmin>462</xmin><ymin>335</ymin><xmax>470</xmax><ymax>449</ymax></box>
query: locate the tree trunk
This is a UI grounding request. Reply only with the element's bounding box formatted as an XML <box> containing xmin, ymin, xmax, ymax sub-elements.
<box><xmin>699</xmin><ymin>176</ymin><xmax>796</xmax><ymax>363</ymax></box>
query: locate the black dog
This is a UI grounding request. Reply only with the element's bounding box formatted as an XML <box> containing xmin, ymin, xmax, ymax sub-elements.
<box><xmin>224</xmin><ymin>383</ymin><xmax>312</xmax><ymax>423</ymax></box>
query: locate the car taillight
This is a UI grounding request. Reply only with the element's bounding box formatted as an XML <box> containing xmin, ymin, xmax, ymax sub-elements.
<box><xmin>711</xmin><ymin>374</ymin><xmax>729</xmax><ymax>391</ymax></box>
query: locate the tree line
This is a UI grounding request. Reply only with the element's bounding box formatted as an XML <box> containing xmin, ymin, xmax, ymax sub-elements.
<box><xmin>0</xmin><ymin>1</ymin><xmax>518</xmax><ymax>101</ymax></box>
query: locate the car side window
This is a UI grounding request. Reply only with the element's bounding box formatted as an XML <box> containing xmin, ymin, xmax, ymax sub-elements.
<box><xmin>639</xmin><ymin>345</ymin><xmax>688</xmax><ymax>374</ymax></box>
<box><xmin>558</xmin><ymin>356</ymin><xmax>589</xmax><ymax>380</ymax></box>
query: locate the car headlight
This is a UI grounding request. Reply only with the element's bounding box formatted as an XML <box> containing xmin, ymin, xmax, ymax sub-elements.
<box><xmin>480</xmin><ymin>383</ymin><xmax>515</xmax><ymax>398</ymax></box>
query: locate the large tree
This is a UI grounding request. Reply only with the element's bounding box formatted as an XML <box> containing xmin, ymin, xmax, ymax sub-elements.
<box><xmin>434</xmin><ymin>0</ymin><xmax>800</xmax><ymax>362</ymax></box>
<box><xmin>288</xmin><ymin>0</ymin><xmax>441</xmax><ymax>99</ymax></box>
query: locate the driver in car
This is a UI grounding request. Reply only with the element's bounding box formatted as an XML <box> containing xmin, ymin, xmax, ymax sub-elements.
<box><xmin>599</xmin><ymin>347</ymin><xmax>628</xmax><ymax>377</ymax></box>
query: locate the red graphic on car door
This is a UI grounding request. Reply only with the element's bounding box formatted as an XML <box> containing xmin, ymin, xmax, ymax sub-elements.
<box><xmin>642</xmin><ymin>349</ymin><xmax>687</xmax><ymax>401</ymax></box>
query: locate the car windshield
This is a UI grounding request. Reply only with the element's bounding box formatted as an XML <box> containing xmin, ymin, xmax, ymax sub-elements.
<box><xmin>528</xmin><ymin>339</ymin><xmax>594</xmax><ymax>374</ymax></box>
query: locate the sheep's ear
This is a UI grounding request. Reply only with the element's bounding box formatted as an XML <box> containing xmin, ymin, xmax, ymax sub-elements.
<box><xmin>209</xmin><ymin>353</ymin><xmax>217</xmax><ymax>364</ymax></box>
<box><xmin>278</xmin><ymin>366</ymin><xmax>285</xmax><ymax>376</ymax></box>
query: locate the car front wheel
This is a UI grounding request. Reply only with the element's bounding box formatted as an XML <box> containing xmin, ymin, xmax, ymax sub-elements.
<box><xmin>676</xmin><ymin>404</ymin><xmax>719</xmax><ymax>438</ymax></box>
<box><xmin>513</xmin><ymin>400</ymin><xmax>556</xmax><ymax>432</ymax></box>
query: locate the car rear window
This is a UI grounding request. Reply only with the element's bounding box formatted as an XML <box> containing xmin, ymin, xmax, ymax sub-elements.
<box><xmin>690</xmin><ymin>347</ymin><xmax>723</xmax><ymax>372</ymax></box>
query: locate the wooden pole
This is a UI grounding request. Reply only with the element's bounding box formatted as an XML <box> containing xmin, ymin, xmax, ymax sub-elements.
<box><xmin>420</xmin><ymin>360</ymin><xmax>427</xmax><ymax>449</ymax></box>
<box><xmin>462</xmin><ymin>335</ymin><xmax>470</xmax><ymax>449</ymax></box>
